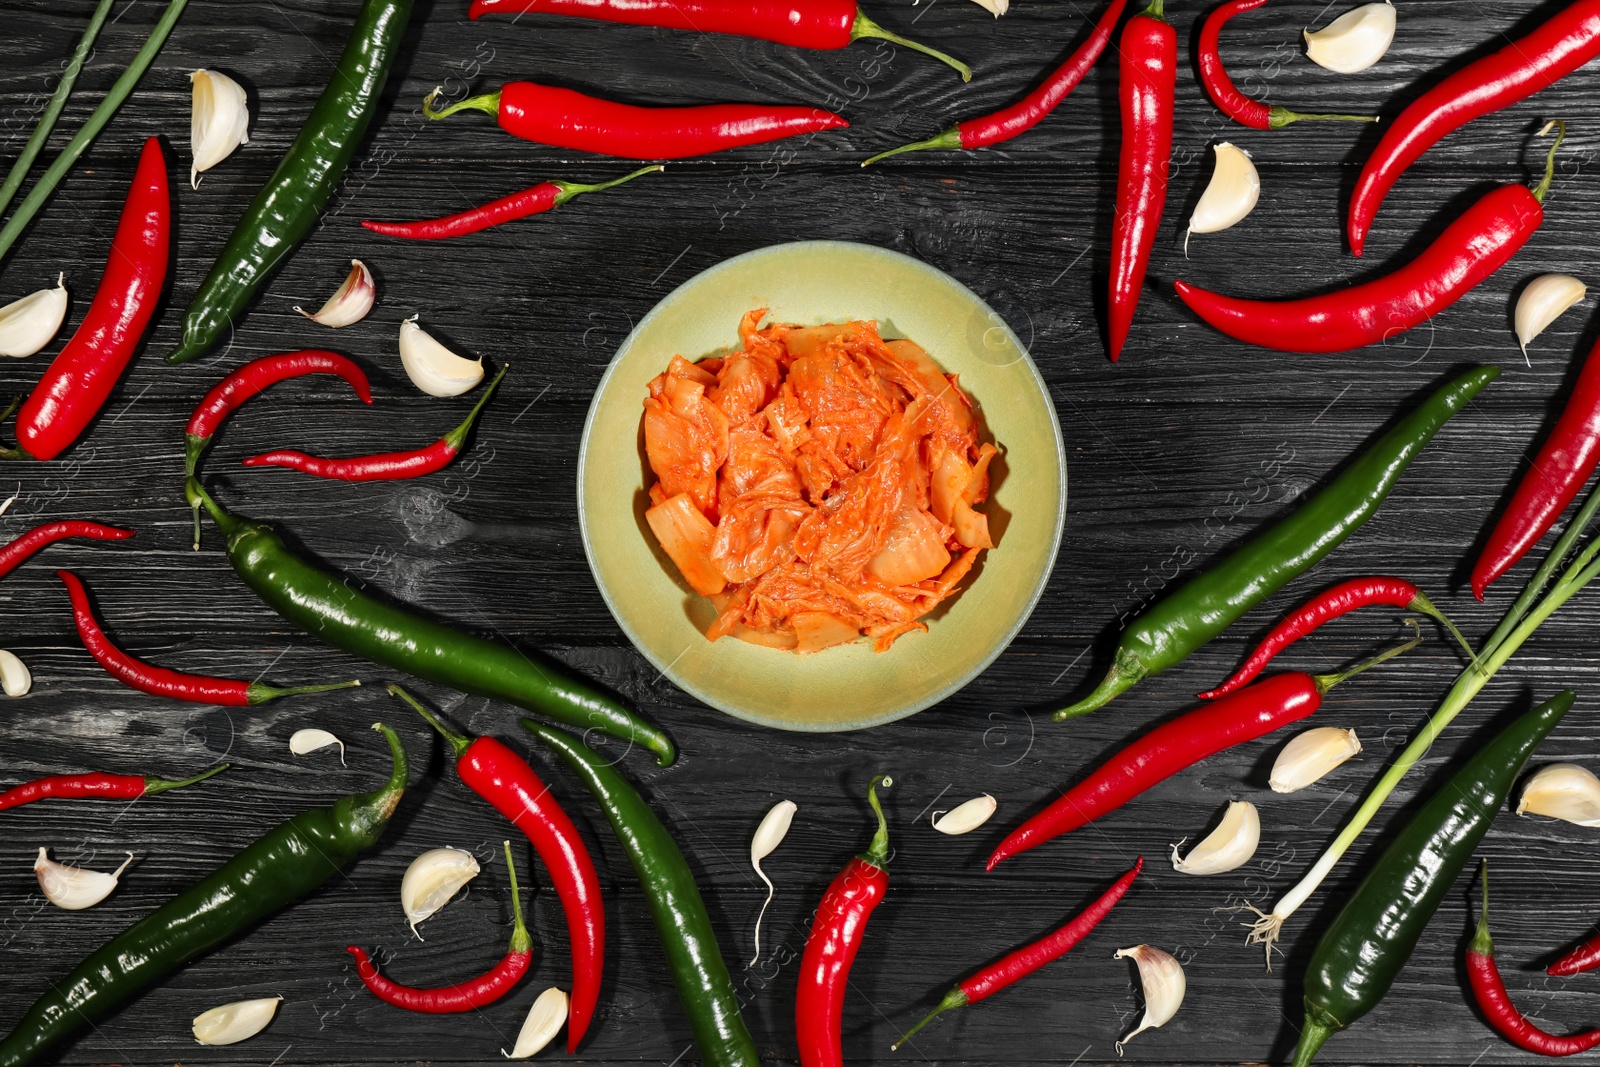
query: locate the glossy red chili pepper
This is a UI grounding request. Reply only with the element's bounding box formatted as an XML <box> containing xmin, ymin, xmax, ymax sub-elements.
<box><xmin>1108</xmin><ymin>0</ymin><xmax>1175</xmax><ymax>362</ymax></box>
<box><xmin>1348</xmin><ymin>1</ymin><xmax>1600</xmax><ymax>257</ymax></box>
<box><xmin>0</xmin><ymin>521</ymin><xmax>133</xmax><ymax>580</ymax></box>
<box><xmin>243</xmin><ymin>366</ymin><xmax>504</xmax><ymax>482</ymax></box>
<box><xmin>1198</xmin><ymin>0</ymin><xmax>1372</xmax><ymax>129</ymax></box>
<box><xmin>4</xmin><ymin>137</ymin><xmax>168</xmax><ymax>462</ymax></box>
<box><xmin>1550</xmin><ymin>932</ymin><xmax>1600</xmax><ymax>977</ymax></box>
<box><xmin>797</xmin><ymin>775</ymin><xmax>892</xmax><ymax>1067</ymax></box>
<box><xmin>0</xmin><ymin>765</ymin><xmax>226</xmax><ymax>812</ymax></box>
<box><xmin>363</xmin><ymin>165</ymin><xmax>661</xmax><ymax>240</ymax></box>
<box><xmin>58</xmin><ymin>569</ymin><xmax>358</xmax><ymax>706</ymax></box>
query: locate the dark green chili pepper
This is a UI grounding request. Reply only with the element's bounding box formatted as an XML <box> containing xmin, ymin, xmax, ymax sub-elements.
<box><xmin>521</xmin><ymin>718</ymin><xmax>759</xmax><ymax>1067</ymax></box>
<box><xmin>187</xmin><ymin>479</ymin><xmax>675</xmax><ymax>765</ymax></box>
<box><xmin>0</xmin><ymin>725</ymin><xmax>408</xmax><ymax>1067</ymax></box>
<box><xmin>1293</xmin><ymin>689</ymin><xmax>1575</xmax><ymax>1067</ymax></box>
<box><xmin>165</xmin><ymin>0</ymin><xmax>412</xmax><ymax>365</ymax></box>
<box><xmin>1058</xmin><ymin>364</ymin><xmax>1500</xmax><ymax>719</ymax></box>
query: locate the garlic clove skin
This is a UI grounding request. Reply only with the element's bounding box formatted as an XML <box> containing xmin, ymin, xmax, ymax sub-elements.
<box><xmin>1186</xmin><ymin>144</ymin><xmax>1260</xmax><ymax>254</ymax></box>
<box><xmin>1114</xmin><ymin>944</ymin><xmax>1186</xmax><ymax>1054</ymax></box>
<box><xmin>190</xmin><ymin>70</ymin><xmax>250</xmax><ymax>189</ymax></box>
<box><xmin>1515</xmin><ymin>274</ymin><xmax>1587</xmax><ymax>359</ymax></box>
<box><xmin>289</xmin><ymin>728</ymin><xmax>346</xmax><ymax>765</ymax></box>
<box><xmin>932</xmin><ymin>794</ymin><xmax>998</xmax><ymax>835</ymax></box>
<box><xmin>192</xmin><ymin>996</ymin><xmax>282</xmax><ymax>1046</ymax></box>
<box><xmin>35</xmin><ymin>849</ymin><xmax>134</xmax><ymax>911</ymax></box>
<box><xmin>399</xmin><ymin>316</ymin><xmax>485</xmax><ymax>397</ymax></box>
<box><xmin>0</xmin><ymin>649</ymin><xmax>32</xmax><ymax>696</ymax></box>
<box><xmin>401</xmin><ymin>847</ymin><xmax>480</xmax><ymax>938</ymax></box>
<box><xmin>1170</xmin><ymin>800</ymin><xmax>1260</xmax><ymax>875</ymax></box>
<box><xmin>1517</xmin><ymin>763</ymin><xmax>1600</xmax><ymax>828</ymax></box>
<box><xmin>504</xmin><ymin>987</ymin><xmax>569</xmax><ymax>1058</ymax></box>
<box><xmin>294</xmin><ymin>260</ymin><xmax>375</xmax><ymax>328</ymax></box>
<box><xmin>0</xmin><ymin>274</ymin><xmax>68</xmax><ymax>358</ymax></box>
<box><xmin>1304</xmin><ymin>1</ymin><xmax>1397</xmax><ymax>74</ymax></box>
<box><xmin>1270</xmin><ymin>727</ymin><xmax>1362</xmax><ymax>793</ymax></box>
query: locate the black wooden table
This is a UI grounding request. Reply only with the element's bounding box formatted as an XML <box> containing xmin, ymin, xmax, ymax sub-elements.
<box><xmin>5</xmin><ymin>1</ymin><xmax>1600</xmax><ymax>1064</ymax></box>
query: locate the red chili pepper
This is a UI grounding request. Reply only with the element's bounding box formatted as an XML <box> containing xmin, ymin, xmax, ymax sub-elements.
<box><xmin>423</xmin><ymin>83</ymin><xmax>848</xmax><ymax>160</ymax></box>
<box><xmin>349</xmin><ymin>840</ymin><xmax>533</xmax><ymax>1013</ymax></box>
<box><xmin>395</xmin><ymin>685</ymin><xmax>603</xmax><ymax>1051</ymax></box>
<box><xmin>797</xmin><ymin>775</ymin><xmax>893</xmax><ymax>1067</ymax></box>
<box><xmin>0</xmin><ymin>765</ymin><xmax>226</xmax><ymax>813</ymax></box>
<box><xmin>1176</xmin><ymin>123</ymin><xmax>1564</xmax><ymax>353</ymax></box>
<box><xmin>1107</xmin><ymin>0</ymin><xmax>1175</xmax><ymax>363</ymax></box>
<box><xmin>58</xmin><ymin>569</ymin><xmax>358</xmax><ymax>706</ymax></box>
<box><xmin>1348</xmin><ymin>1</ymin><xmax>1600</xmax><ymax>257</ymax></box>
<box><xmin>2</xmin><ymin>137</ymin><xmax>168</xmax><ymax>462</ymax></box>
<box><xmin>1470</xmin><ymin>864</ymin><xmax>1600</xmax><ymax>1055</ymax></box>
<box><xmin>1549</xmin><ymin>931</ymin><xmax>1600</xmax><ymax>977</ymax></box>
<box><xmin>891</xmin><ymin>857</ymin><xmax>1142</xmax><ymax>1048</ymax></box>
<box><xmin>1197</xmin><ymin>0</ymin><xmax>1372</xmax><ymax>130</ymax></box>
<box><xmin>862</xmin><ymin>0</ymin><xmax>1127</xmax><ymax>165</ymax></box>
<box><xmin>470</xmin><ymin>0</ymin><xmax>971</xmax><ymax>79</ymax></box>
<box><xmin>0</xmin><ymin>521</ymin><xmax>133</xmax><ymax>580</ymax></box>
<box><xmin>363</xmin><ymin>165</ymin><xmax>662</xmax><ymax>240</ymax></box>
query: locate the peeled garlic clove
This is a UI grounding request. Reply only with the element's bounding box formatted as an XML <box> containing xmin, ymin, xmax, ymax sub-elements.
<box><xmin>1270</xmin><ymin>726</ymin><xmax>1361</xmax><ymax>793</ymax></box>
<box><xmin>401</xmin><ymin>846</ymin><xmax>480</xmax><ymax>938</ymax></box>
<box><xmin>932</xmin><ymin>794</ymin><xmax>998</xmax><ymax>835</ymax></box>
<box><xmin>1305</xmin><ymin>1</ymin><xmax>1396</xmax><ymax>74</ymax></box>
<box><xmin>1170</xmin><ymin>800</ymin><xmax>1260</xmax><ymax>875</ymax></box>
<box><xmin>295</xmin><ymin>260</ymin><xmax>375</xmax><ymax>328</ymax></box>
<box><xmin>1517</xmin><ymin>763</ymin><xmax>1600</xmax><ymax>828</ymax></box>
<box><xmin>399</xmin><ymin>315</ymin><xmax>485</xmax><ymax>397</ymax></box>
<box><xmin>1516</xmin><ymin>274</ymin><xmax>1587</xmax><ymax>359</ymax></box>
<box><xmin>35</xmin><ymin>848</ymin><xmax>133</xmax><ymax>910</ymax></box>
<box><xmin>1187</xmin><ymin>144</ymin><xmax>1260</xmax><ymax>254</ymax></box>
<box><xmin>192</xmin><ymin>996</ymin><xmax>282</xmax><ymax>1046</ymax></box>
<box><xmin>966</xmin><ymin>0</ymin><xmax>1007</xmax><ymax>16</ymax></box>
<box><xmin>190</xmin><ymin>69</ymin><xmax>250</xmax><ymax>188</ymax></box>
<box><xmin>289</xmin><ymin>728</ymin><xmax>346</xmax><ymax>765</ymax></box>
<box><xmin>1114</xmin><ymin>944</ymin><xmax>1186</xmax><ymax>1053</ymax></box>
<box><xmin>0</xmin><ymin>649</ymin><xmax>31</xmax><ymax>696</ymax></box>
<box><xmin>0</xmin><ymin>274</ymin><xmax>68</xmax><ymax>358</ymax></box>
<box><xmin>749</xmin><ymin>799</ymin><xmax>797</xmax><ymax>966</ymax></box>
<box><xmin>504</xmin><ymin>987</ymin><xmax>569</xmax><ymax>1058</ymax></box>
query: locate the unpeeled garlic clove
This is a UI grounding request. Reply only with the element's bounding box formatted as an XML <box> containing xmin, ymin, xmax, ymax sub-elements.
<box><xmin>289</xmin><ymin>728</ymin><xmax>346</xmax><ymax>765</ymax></box>
<box><xmin>1270</xmin><ymin>727</ymin><xmax>1361</xmax><ymax>793</ymax></box>
<box><xmin>1187</xmin><ymin>143</ymin><xmax>1260</xmax><ymax>254</ymax></box>
<box><xmin>1305</xmin><ymin>1</ymin><xmax>1396</xmax><ymax>74</ymax></box>
<box><xmin>0</xmin><ymin>274</ymin><xmax>68</xmax><ymax>358</ymax></box>
<box><xmin>504</xmin><ymin>987</ymin><xmax>569</xmax><ymax>1058</ymax></box>
<box><xmin>192</xmin><ymin>996</ymin><xmax>282</xmax><ymax>1046</ymax></box>
<box><xmin>1170</xmin><ymin>800</ymin><xmax>1259</xmax><ymax>875</ymax></box>
<box><xmin>749</xmin><ymin>799</ymin><xmax>797</xmax><ymax>966</ymax></box>
<box><xmin>401</xmin><ymin>846</ymin><xmax>480</xmax><ymax>938</ymax></box>
<box><xmin>295</xmin><ymin>260</ymin><xmax>375</xmax><ymax>328</ymax></box>
<box><xmin>0</xmin><ymin>649</ymin><xmax>31</xmax><ymax>696</ymax></box>
<box><xmin>966</xmin><ymin>0</ymin><xmax>1008</xmax><ymax>17</ymax></box>
<box><xmin>35</xmin><ymin>848</ymin><xmax>133</xmax><ymax>910</ymax></box>
<box><xmin>190</xmin><ymin>70</ymin><xmax>250</xmax><ymax>189</ymax></box>
<box><xmin>1517</xmin><ymin>763</ymin><xmax>1600</xmax><ymax>828</ymax></box>
<box><xmin>399</xmin><ymin>316</ymin><xmax>485</xmax><ymax>396</ymax></box>
<box><xmin>932</xmin><ymin>794</ymin><xmax>998</xmax><ymax>835</ymax></box>
<box><xmin>1516</xmin><ymin>274</ymin><xmax>1587</xmax><ymax>360</ymax></box>
<box><xmin>1114</xmin><ymin>944</ymin><xmax>1185</xmax><ymax>1054</ymax></box>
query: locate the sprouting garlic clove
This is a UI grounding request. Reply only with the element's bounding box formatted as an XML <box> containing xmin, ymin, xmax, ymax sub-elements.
<box><xmin>401</xmin><ymin>846</ymin><xmax>480</xmax><ymax>938</ymax></box>
<box><xmin>1270</xmin><ymin>727</ymin><xmax>1362</xmax><ymax>793</ymax></box>
<box><xmin>35</xmin><ymin>848</ymin><xmax>133</xmax><ymax>910</ymax></box>
<box><xmin>1114</xmin><ymin>944</ymin><xmax>1186</xmax><ymax>1054</ymax></box>
<box><xmin>1170</xmin><ymin>800</ymin><xmax>1260</xmax><ymax>875</ymax></box>
<box><xmin>1304</xmin><ymin>1</ymin><xmax>1396</xmax><ymax>74</ymax></box>
<box><xmin>0</xmin><ymin>649</ymin><xmax>31</xmax><ymax>696</ymax></box>
<box><xmin>965</xmin><ymin>0</ymin><xmax>1008</xmax><ymax>17</ymax></box>
<box><xmin>1186</xmin><ymin>143</ymin><xmax>1260</xmax><ymax>255</ymax></box>
<box><xmin>190</xmin><ymin>70</ymin><xmax>250</xmax><ymax>189</ymax></box>
<box><xmin>294</xmin><ymin>260</ymin><xmax>375</xmax><ymax>328</ymax></box>
<box><xmin>289</xmin><ymin>728</ymin><xmax>346</xmax><ymax>765</ymax></box>
<box><xmin>1515</xmin><ymin>274</ymin><xmax>1587</xmax><ymax>360</ymax></box>
<box><xmin>0</xmin><ymin>274</ymin><xmax>68</xmax><ymax>358</ymax></box>
<box><xmin>399</xmin><ymin>315</ymin><xmax>485</xmax><ymax>397</ymax></box>
<box><xmin>1517</xmin><ymin>763</ymin><xmax>1600</xmax><ymax>828</ymax></box>
<box><xmin>503</xmin><ymin>987</ymin><xmax>569</xmax><ymax>1059</ymax></box>
<box><xmin>749</xmin><ymin>799</ymin><xmax>797</xmax><ymax>966</ymax></box>
<box><xmin>931</xmin><ymin>794</ymin><xmax>998</xmax><ymax>835</ymax></box>
<box><xmin>192</xmin><ymin>996</ymin><xmax>282</xmax><ymax>1046</ymax></box>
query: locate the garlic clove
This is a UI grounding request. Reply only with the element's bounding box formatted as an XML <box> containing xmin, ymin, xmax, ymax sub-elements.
<box><xmin>35</xmin><ymin>848</ymin><xmax>133</xmax><ymax>911</ymax></box>
<box><xmin>399</xmin><ymin>315</ymin><xmax>485</xmax><ymax>396</ymax></box>
<box><xmin>965</xmin><ymin>0</ymin><xmax>1007</xmax><ymax>16</ymax></box>
<box><xmin>1114</xmin><ymin>944</ymin><xmax>1186</xmax><ymax>1053</ymax></box>
<box><xmin>289</xmin><ymin>728</ymin><xmax>346</xmax><ymax>765</ymax></box>
<box><xmin>503</xmin><ymin>987</ymin><xmax>569</xmax><ymax>1058</ymax></box>
<box><xmin>1517</xmin><ymin>763</ymin><xmax>1600</xmax><ymax>828</ymax></box>
<box><xmin>190</xmin><ymin>70</ymin><xmax>250</xmax><ymax>189</ymax></box>
<box><xmin>1515</xmin><ymin>274</ymin><xmax>1587</xmax><ymax>360</ymax></box>
<box><xmin>0</xmin><ymin>274</ymin><xmax>68</xmax><ymax>358</ymax></box>
<box><xmin>401</xmin><ymin>846</ymin><xmax>480</xmax><ymax>938</ymax></box>
<box><xmin>1187</xmin><ymin>143</ymin><xmax>1260</xmax><ymax>254</ymax></box>
<box><xmin>1304</xmin><ymin>1</ymin><xmax>1396</xmax><ymax>74</ymax></box>
<box><xmin>1170</xmin><ymin>800</ymin><xmax>1260</xmax><ymax>875</ymax></box>
<box><xmin>192</xmin><ymin>996</ymin><xmax>282</xmax><ymax>1046</ymax></box>
<box><xmin>1270</xmin><ymin>726</ymin><xmax>1362</xmax><ymax>793</ymax></box>
<box><xmin>294</xmin><ymin>260</ymin><xmax>375</xmax><ymax>328</ymax></box>
<box><xmin>931</xmin><ymin>794</ymin><xmax>998</xmax><ymax>835</ymax></box>
<box><xmin>749</xmin><ymin>799</ymin><xmax>797</xmax><ymax>966</ymax></box>
<box><xmin>0</xmin><ymin>649</ymin><xmax>31</xmax><ymax>696</ymax></box>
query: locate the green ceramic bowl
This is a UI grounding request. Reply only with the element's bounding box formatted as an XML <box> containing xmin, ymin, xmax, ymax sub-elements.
<box><xmin>577</xmin><ymin>241</ymin><xmax>1065</xmax><ymax>732</ymax></box>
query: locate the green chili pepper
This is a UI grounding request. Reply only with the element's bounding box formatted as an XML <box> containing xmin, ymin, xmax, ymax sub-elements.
<box><xmin>187</xmin><ymin>478</ymin><xmax>674</xmax><ymax>765</ymax></box>
<box><xmin>165</xmin><ymin>0</ymin><xmax>411</xmax><ymax>365</ymax></box>
<box><xmin>1293</xmin><ymin>689</ymin><xmax>1574</xmax><ymax>1067</ymax></box>
<box><xmin>0</xmin><ymin>724</ymin><xmax>408</xmax><ymax>1067</ymax></box>
<box><xmin>1058</xmin><ymin>364</ymin><xmax>1500</xmax><ymax>719</ymax></box>
<box><xmin>521</xmin><ymin>718</ymin><xmax>759</xmax><ymax>1067</ymax></box>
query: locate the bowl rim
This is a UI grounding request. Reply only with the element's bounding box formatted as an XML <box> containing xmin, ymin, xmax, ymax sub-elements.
<box><xmin>576</xmin><ymin>238</ymin><xmax>1067</xmax><ymax>732</ymax></box>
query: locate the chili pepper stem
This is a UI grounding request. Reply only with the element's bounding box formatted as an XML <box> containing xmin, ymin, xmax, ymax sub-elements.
<box><xmin>363</xmin><ymin>723</ymin><xmax>410</xmax><ymax>826</ymax></box>
<box><xmin>423</xmin><ymin>87</ymin><xmax>501</xmax><ymax>121</ymax></box>
<box><xmin>442</xmin><ymin>365</ymin><xmax>509</xmax><ymax>453</ymax></box>
<box><xmin>186</xmin><ymin>476</ymin><xmax>240</xmax><ymax>543</ymax></box>
<box><xmin>551</xmin><ymin>164</ymin><xmax>663</xmax><ymax>206</ymax></box>
<box><xmin>861</xmin><ymin>774</ymin><xmax>893</xmax><ymax>868</ymax></box>
<box><xmin>849</xmin><ymin>13</ymin><xmax>971</xmax><ymax>82</ymax></box>
<box><xmin>143</xmin><ymin>763</ymin><xmax>229</xmax><ymax>796</ymax></box>
<box><xmin>245</xmin><ymin>678</ymin><xmax>362</xmax><ymax>704</ymax></box>
<box><xmin>1292</xmin><ymin>1014</ymin><xmax>1338</xmax><ymax>1067</ymax></box>
<box><xmin>388</xmin><ymin>681</ymin><xmax>473</xmax><ymax>760</ymax></box>
<box><xmin>1408</xmin><ymin>591</ymin><xmax>1480</xmax><ymax>668</ymax></box>
<box><xmin>1143</xmin><ymin>0</ymin><xmax>1165</xmax><ymax>17</ymax></box>
<box><xmin>1310</xmin><ymin>625</ymin><xmax>1423</xmax><ymax>694</ymax></box>
<box><xmin>502</xmin><ymin>839</ymin><xmax>533</xmax><ymax>954</ymax></box>
<box><xmin>891</xmin><ymin>987</ymin><xmax>969</xmax><ymax>1050</ymax></box>
<box><xmin>1472</xmin><ymin>860</ymin><xmax>1494</xmax><ymax>956</ymax></box>
<box><xmin>1268</xmin><ymin>107</ymin><xmax>1377</xmax><ymax>128</ymax></box>
<box><xmin>1055</xmin><ymin>648</ymin><xmax>1147</xmax><ymax>720</ymax></box>
<box><xmin>1532</xmin><ymin>120</ymin><xmax>1567</xmax><ymax>202</ymax></box>
<box><xmin>860</xmin><ymin>128</ymin><xmax>963</xmax><ymax>167</ymax></box>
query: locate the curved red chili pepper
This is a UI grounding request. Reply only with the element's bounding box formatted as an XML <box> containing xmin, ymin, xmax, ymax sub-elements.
<box><xmin>58</xmin><ymin>569</ymin><xmax>358</xmax><ymax>706</ymax></box>
<box><xmin>362</xmin><ymin>165</ymin><xmax>662</xmax><ymax>240</ymax></box>
<box><xmin>1107</xmin><ymin>0</ymin><xmax>1175</xmax><ymax>362</ymax></box>
<box><xmin>0</xmin><ymin>765</ymin><xmax>226</xmax><ymax>813</ymax></box>
<box><xmin>1549</xmin><ymin>930</ymin><xmax>1600</xmax><ymax>978</ymax></box>
<box><xmin>797</xmin><ymin>775</ymin><xmax>892</xmax><ymax>1067</ymax></box>
<box><xmin>242</xmin><ymin>366</ymin><xmax>505</xmax><ymax>482</ymax></box>
<box><xmin>185</xmin><ymin>351</ymin><xmax>373</xmax><ymax>476</ymax></box>
<box><xmin>1349</xmin><ymin>1</ymin><xmax>1600</xmax><ymax>257</ymax></box>
<box><xmin>1197</xmin><ymin>0</ymin><xmax>1372</xmax><ymax>130</ymax></box>
<box><xmin>0</xmin><ymin>521</ymin><xmax>133</xmax><ymax>580</ymax></box>
<box><xmin>5</xmin><ymin>137</ymin><xmax>168</xmax><ymax>462</ymax></box>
